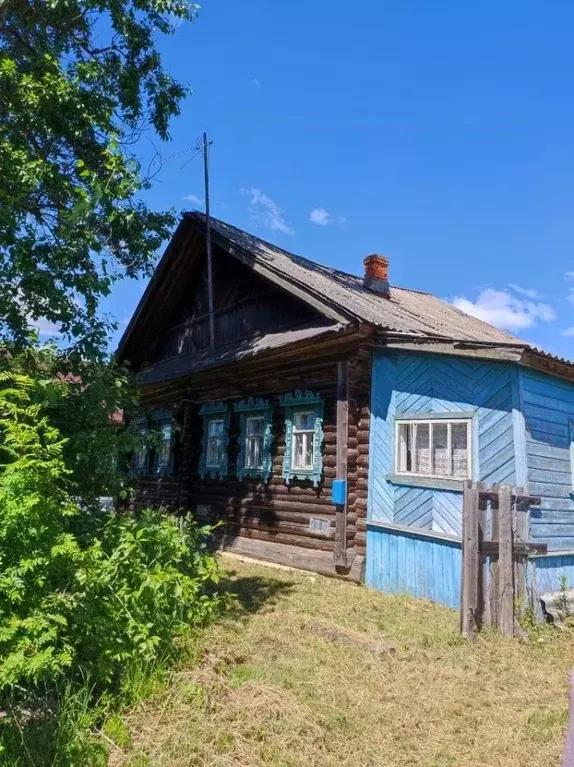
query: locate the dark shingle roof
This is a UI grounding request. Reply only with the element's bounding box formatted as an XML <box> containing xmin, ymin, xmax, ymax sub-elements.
<box><xmin>200</xmin><ymin>214</ymin><xmax>523</xmax><ymax>346</ymax></box>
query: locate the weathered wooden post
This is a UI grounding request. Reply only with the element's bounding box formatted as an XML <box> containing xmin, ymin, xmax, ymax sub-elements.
<box><xmin>461</xmin><ymin>483</ymin><xmax>545</xmax><ymax>639</ymax></box>
<box><xmin>461</xmin><ymin>481</ymin><xmax>480</xmax><ymax>639</ymax></box>
<box><xmin>497</xmin><ymin>485</ymin><xmax>514</xmax><ymax>638</ymax></box>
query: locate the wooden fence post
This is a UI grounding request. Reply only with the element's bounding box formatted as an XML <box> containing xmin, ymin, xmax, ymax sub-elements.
<box><xmin>497</xmin><ymin>485</ymin><xmax>514</xmax><ymax>638</ymax></box>
<box><xmin>477</xmin><ymin>482</ymin><xmax>490</xmax><ymax>629</ymax></box>
<box><xmin>514</xmin><ymin>489</ymin><xmax>529</xmax><ymax>615</ymax></box>
<box><xmin>461</xmin><ymin>481</ymin><xmax>480</xmax><ymax>639</ymax></box>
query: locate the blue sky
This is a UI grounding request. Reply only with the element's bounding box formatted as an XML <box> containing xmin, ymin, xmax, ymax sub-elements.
<box><xmin>102</xmin><ymin>1</ymin><xmax>574</xmax><ymax>358</ymax></box>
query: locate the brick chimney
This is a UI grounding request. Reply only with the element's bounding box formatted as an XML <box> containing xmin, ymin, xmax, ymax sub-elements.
<box><xmin>363</xmin><ymin>254</ymin><xmax>390</xmax><ymax>297</ymax></box>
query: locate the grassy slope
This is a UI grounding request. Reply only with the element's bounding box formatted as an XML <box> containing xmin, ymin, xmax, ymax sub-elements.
<box><xmin>112</xmin><ymin>557</ymin><xmax>573</xmax><ymax>767</ymax></box>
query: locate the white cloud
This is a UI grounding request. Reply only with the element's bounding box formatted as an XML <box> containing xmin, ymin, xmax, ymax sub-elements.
<box><xmin>240</xmin><ymin>188</ymin><xmax>294</xmax><ymax>236</ymax></box>
<box><xmin>451</xmin><ymin>287</ymin><xmax>556</xmax><ymax>331</ymax></box>
<box><xmin>310</xmin><ymin>207</ymin><xmax>330</xmax><ymax>226</ymax></box>
<box><xmin>30</xmin><ymin>316</ymin><xmax>61</xmax><ymax>337</ymax></box>
<box><xmin>252</xmin><ymin>78</ymin><xmax>261</xmax><ymax>89</ymax></box>
<box><xmin>508</xmin><ymin>283</ymin><xmax>538</xmax><ymax>299</ymax></box>
<box><xmin>182</xmin><ymin>193</ymin><xmax>204</xmax><ymax>206</ymax></box>
<box><xmin>566</xmin><ymin>271</ymin><xmax>574</xmax><ymax>279</ymax></box>
<box><xmin>309</xmin><ymin>207</ymin><xmax>346</xmax><ymax>226</ymax></box>
<box><xmin>563</xmin><ymin>327</ymin><xmax>574</xmax><ymax>337</ymax></box>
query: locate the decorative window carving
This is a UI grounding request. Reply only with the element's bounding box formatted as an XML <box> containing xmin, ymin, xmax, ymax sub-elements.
<box><xmin>131</xmin><ymin>417</ymin><xmax>149</xmax><ymax>476</ymax></box>
<box><xmin>234</xmin><ymin>398</ymin><xmax>273</xmax><ymax>482</ymax></box>
<box><xmin>280</xmin><ymin>390</ymin><xmax>323</xmax><ymax>487</ymax></box>
<box><xmin>199</xmin><ymin>402</ymin><xmax>229</xmax><ymax>478</ymax></box>
<box><xmin>131</xmin><ymin>409</ymin><xmax>176</xmax><ymax>477</ymax></box>
<box><xmin>395</xmin><ymin>417</ymin><xmax>472</xmax><ymax>480</ymax></box>
<box><xmin>150</xmin><ymin>409</ymin><xmax>176</xmax><ymax>476</ymax></box>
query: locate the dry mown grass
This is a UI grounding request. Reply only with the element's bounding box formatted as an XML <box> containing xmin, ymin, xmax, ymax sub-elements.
<box><xmin>109</xmin><ymin>557</ymin><xmax>574</xmax><ymax>767</ymax></box>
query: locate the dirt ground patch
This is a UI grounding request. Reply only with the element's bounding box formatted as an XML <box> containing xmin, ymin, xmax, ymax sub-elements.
<box><xmin>110</xmin><ymin>558</ymin><xmax>574</xmax><ymax>766</ymax></box>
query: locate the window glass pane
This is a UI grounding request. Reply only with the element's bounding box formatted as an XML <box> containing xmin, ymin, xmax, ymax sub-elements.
<box><xmin>246</xmin><ymin>416</ymin><xmax>265</xmax><ymax>436</ymax></box>
<box><xmin>398</xmin><ymin>423</ymin><xmax>409</xmax><ymax>472</ymax></box>
<box><xmin>207</xmin><ymin>439</ymin><xmax>223</xmax><ymax>467</ymax></box>
<box><xmin>293</xmin><ymin>433</ymin><xmax>304</xmax><ymax>467</ymax></box>
<box><xmin>305</xmin><ymin>432</ymin><xmax>314</xmax><ymax>466</ymax></box>
<box><xmin>293</xmin><ymin>431</ymin><xmax>314</xmax><ymax>469</ymax></box>
<box><xmin>396</xmin><ymin>419</ymin><xmax>470</xmax><ymax>478</ymax></box>
<box><xmin>452</xmin><ymin>423</ymin><xmax>468</xmax><ymax>477</ymax></box>
<box><xmin>293</xmin><ymin>411</ymin><xmax>315</xmax><ymax>431</ymax></box>
<box><xmin>432</xmin><ymin>423</ymin><xmax>449</xmax><ymax>475</ymax></box>
<box><xmin>208</xmin><ymin>419</ymin><xmax>224</xmax><ymax>437</ymax></box>
<box><xmin>246</xmin><ymin>435</ymin><xmax>264</xmax><ymax>468</ymax></box>
<box><xmin>414</xmin><ymin>423</ymin><xmax>430</xmax><ymax>474</ymax></box>
<box><xmin>206</xmin><ymin>418</ymin><xmax>224</xmax><ymax>467</ymax></box>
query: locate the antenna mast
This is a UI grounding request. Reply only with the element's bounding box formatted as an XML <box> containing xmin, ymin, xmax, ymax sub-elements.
<box><xmin>203</xmin><ymin>131</ymin><xmax>215</xmax><ymax>349</ymax></box>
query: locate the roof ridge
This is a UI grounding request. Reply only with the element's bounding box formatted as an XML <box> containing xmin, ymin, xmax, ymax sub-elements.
<box><xmin>185</xmin><ymin>210</ymin><xmax>432</xmax><ymax>297</ymax></box>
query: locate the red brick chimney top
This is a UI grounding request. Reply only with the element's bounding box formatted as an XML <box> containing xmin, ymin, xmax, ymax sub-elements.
<box><xmin>363</xmin><ymin>254</ymin><xmax>390</xmax><ymax>296</ymax></box>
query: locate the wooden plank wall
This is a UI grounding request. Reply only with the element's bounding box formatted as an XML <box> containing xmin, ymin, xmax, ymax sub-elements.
<box><xmin>521</xmin><ymin>368</ymin><xmax>574</xmax><ymax>551</ymax></box>
<box><xmin>365</xmin><ymin>524</ymin><xmax>462</xmax><ymax>609</ymax></box>
<box><xmin>133</xmin><ymin>339</ymin><xmax>371</xmax><ymax>576</ymax></box>
<box><xmin>368</xmin><ymin>352</ymin><xmax>518</xmax><ymax>536</ymax></box>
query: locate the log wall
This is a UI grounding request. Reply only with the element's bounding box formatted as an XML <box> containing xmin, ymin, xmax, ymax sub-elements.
<box><xmin>133</xmin><ymin>337</ymin><xmax>371</xmax><ymax>577</ymax></box>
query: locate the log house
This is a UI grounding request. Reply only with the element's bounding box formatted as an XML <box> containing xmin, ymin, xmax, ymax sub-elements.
<box><xmin>118</xmin><ymin>213</ymin><xmax>574</xmax><ymax>600</ymax></box>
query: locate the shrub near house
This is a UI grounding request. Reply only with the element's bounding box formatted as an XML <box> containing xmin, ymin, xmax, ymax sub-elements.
<box><xmin>0</xmin><ymin>363</ymin><xmax>227</xmax><ymax>763</ymax></box>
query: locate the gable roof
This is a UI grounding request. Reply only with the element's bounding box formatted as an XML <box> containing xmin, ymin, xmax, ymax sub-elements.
<box><xmin>118</xmin><ymin>211</ymin><xmax>574</xmax><ymax>381</ymax></box>
<box><xmin>202</xmin><ymin>213</ymin><xmax>520</xmax><ymax>345</ymax></box>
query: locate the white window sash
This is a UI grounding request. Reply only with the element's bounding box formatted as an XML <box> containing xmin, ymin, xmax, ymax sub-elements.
<box><xmin>395</xmin><ymin>418</ymin><xmax>471</xmax><ymax>480</ymax></box>
<box><xmin>291</xmin><ymin>410</ymin><xmax>316</xmax><ymax>470</ymax></box>
<box><xmin>206</xmin><ymin>418</ymin><xmax>225</xmax><ymax>468</ymax></box>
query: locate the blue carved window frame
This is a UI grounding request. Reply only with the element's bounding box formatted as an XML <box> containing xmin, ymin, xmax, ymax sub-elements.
<box><xmin>131</xmin><ymin>416</ymin><xmax>150</xmax><ymax>476</ymax></box>
<box><xmin>131</xmin><ymin>409</ymin><xmax>176</xmax><ymax>477</ymax></box>
<box><xmin>149</xmin><ymin>408</ymin><xmax>176</xmax><ymax>477</ymax></box>
<box><xmin>234</xmin><ymin>397</ymin><xmax>273</xmax><ymax>482</ymax></box>
<box><xmin>199</xmin><ymin>401</ymin><xmax>230</xmax><ymax>479</ymax></box>
<box><xmin>280</xmin><ymin>390</ymin><xmax>324</xmax><ymax>487</ymax></box>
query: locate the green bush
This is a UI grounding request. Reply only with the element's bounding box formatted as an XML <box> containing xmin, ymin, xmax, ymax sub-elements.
<box><xmin>0</xmin><ymin>367</ymin><xmax>228</xmax><ymax>762</ymax></box>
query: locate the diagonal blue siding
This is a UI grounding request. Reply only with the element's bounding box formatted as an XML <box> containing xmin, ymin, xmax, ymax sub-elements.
<box><xmin>521</xmin><ymin>368</ymin><xmax>574</xmax><ymax>551</ymax></box>
<box><xmin>367</xmin><ymin>352</ymin><xmax>574</xmax><ymax>607</ymax></box>
<box><xmin>368</xmin><ymin>352</ymin><xmax>516</xmax><ymax>536</ymax></box>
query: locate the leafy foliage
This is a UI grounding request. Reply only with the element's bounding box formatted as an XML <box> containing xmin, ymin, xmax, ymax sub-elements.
<box><xmin>0</xmin><ymin>366</ymin><xmax>228</xmax><ymax>761</ymax></box>
<box><xmin>0</xmin><ymin>0</ymin><xmax>198</xmax><ymax>354</ymax></box>
<box><xmin>9</xmin><ymin>344</ymin><xmax>141</xmax><ymax>508</ymax></box>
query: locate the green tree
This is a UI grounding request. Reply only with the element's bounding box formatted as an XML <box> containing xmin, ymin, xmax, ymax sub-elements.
<box><xmin>6</xmin><ymin>344</ymin><xmax>141</xmax><ymax>508</ymax></box>
<box><xmin>0</xmin><ymin>0</ymin><xmax>197</xmax><ymax>355</ymax></box>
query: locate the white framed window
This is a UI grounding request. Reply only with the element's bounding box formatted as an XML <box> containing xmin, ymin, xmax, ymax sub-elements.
<box><xmin>245</xmin><ymin>415</ymin><xmax>266</xmax><ymax>470</ymax></box>
<box><xmin>395</xmin><ymin>418</ymin><xmax>471</xmax><ymax>479</ymax></box>
<box><xmin>292</xmin><ymin>410</ymin><xmax>316</xmax><ymax>470</ymax></box>
<box><xmin>206</xmin><ymin>418</ymin><xmax>225</xmax><ymax>468</ymax></box>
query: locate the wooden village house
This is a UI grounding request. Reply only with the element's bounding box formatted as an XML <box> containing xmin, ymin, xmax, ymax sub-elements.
<box><xmin>117</xmin><ymin>212</ymin><xmax>574</xmax><ymax>608</ymax></box>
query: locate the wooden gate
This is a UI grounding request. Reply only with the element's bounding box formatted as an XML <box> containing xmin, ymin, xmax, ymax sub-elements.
<box><xmin>460</xmin><ymin>482</ymin><xmax>546</xmax><ymax>639</ymax></box>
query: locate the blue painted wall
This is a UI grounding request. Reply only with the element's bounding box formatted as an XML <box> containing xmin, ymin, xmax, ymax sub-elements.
<box><xmin>368</xmin><ymin>352</ymin><xmax>517</xmax><ymax>535</ymax></box>
<box><xmin>532</xmin><ymin>554</ymin><xmax>574</xmax><ymax>594</ymax></box>
<box><xmin>520</xmin><ymin>368</ymin><xmax>574</xmax><ymax>551</ymax></box>
<box><xmin>366</xmin><ymin>525</ymin><xmax>462</xmax><ymax>609</ymax></box>
<box><xmin>366</xmin><ymin>353</ymin><xmax>574</xmax><ymax>607</ymax></box>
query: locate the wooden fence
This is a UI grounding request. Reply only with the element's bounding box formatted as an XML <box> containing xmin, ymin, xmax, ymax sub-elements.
<box><xmin>460</xmin><ymin>482</ymin><xmax>546</xmax><ymax>639</ymax></box>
